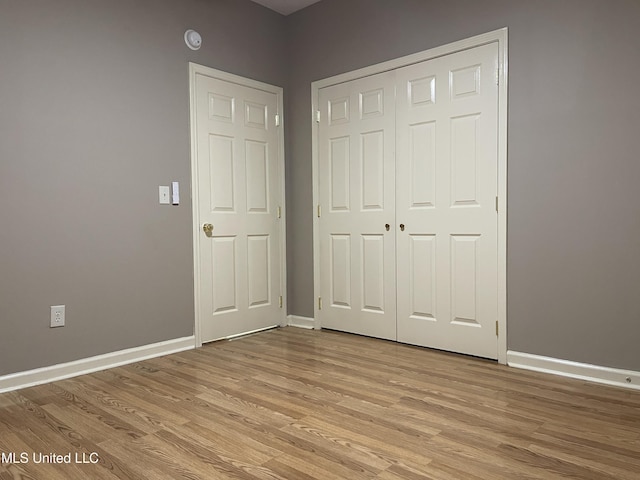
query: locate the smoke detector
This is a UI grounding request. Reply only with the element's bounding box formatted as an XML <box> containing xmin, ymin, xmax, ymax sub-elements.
<box><xmin>184</xmin><ymin>29</ymin><xmax>202</xmax><ymax>50</ymax></box>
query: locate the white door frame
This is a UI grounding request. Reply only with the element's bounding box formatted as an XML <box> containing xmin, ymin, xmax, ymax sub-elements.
<box><xmin>189</xmin><ymin>63</ymin><xmax>287</xmax><ymax>348</ymax></box>
<box><xmin>311</xmin><ymin>28</ymin><xmax>508</xmax><ymax>364</ymax></box>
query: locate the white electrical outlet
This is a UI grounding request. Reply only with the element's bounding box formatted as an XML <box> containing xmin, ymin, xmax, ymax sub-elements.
<box><xmin>50</xmin><ymin>305</ymin><xmax>65</xmax><ymax>328</ymax></box>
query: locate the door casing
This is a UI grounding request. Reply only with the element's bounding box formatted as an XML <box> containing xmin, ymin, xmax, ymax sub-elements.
<box><xmin>311</xmin><ymin>28</ymin><xmax>508</xmax><ymax>363</ymax></box>
<box><xmin>189</xmin><ymin>63</ymin><xmax>287</xmax><ymax>347</ymax></box>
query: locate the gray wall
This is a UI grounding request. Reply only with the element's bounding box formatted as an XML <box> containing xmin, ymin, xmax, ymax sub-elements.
<box><xmin>0</xmin><ymin>0</ymin><xmax>286</xmax><ymax>376</ymax></box>
<box><xmin>3</xmin><ymin>0</ymin><xmax>639</xmax><ymax>377</ymax></box>
<box><xmin>285</xmin><ymin>0</ymin><xmax>640</xmax><ymax>371</ymax></box>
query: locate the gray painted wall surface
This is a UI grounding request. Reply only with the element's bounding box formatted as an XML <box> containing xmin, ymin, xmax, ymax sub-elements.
<box><xmin>0</xmin><ymin>0</ymin><xmax>286</xmax><ymax>376</ymax></box>
<box><xmin>2</xmin><ymin>0</ymin><xmax>640</xmax><ymax>377</ymax></box>
<box><xmin>285</xmin><ymin>0</ymin><xmax>640</xmax><ymax>370</ymax></box>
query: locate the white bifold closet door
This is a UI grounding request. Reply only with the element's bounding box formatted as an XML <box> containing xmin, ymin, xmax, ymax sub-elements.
<box><xmin>318</xmin><ymin>43</ymin><xmax>499</xmax><ymax>359</ymax></box>
<box><xmin>318</xmin><ymin>71</ymin><xmax>397</xmax><ymax>340</ymax></box>
<box><xmin>395</xmin><ymin>43</ymin><xmax>499</xmax><ymax>359</ymax></box>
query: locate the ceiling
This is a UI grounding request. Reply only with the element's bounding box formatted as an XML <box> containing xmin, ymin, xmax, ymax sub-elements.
<box><xmin>249</xmin><ymin>0</ymin><xmax>322</xmax><ymax>16</ymax></box>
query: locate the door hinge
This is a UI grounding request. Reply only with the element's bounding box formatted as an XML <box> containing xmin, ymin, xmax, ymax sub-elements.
<box><xmin>495</xmin><ymin>196</ymin><xmax>499</xmax><ymax>213</ymax></box>
<box><xmin>275</xmin><ymin>114</ymin><xmax>281</xmax><ymax>127</ymax></box>
<box><xmin>318</xmin><ymin>297</ymin><xmax>322</xmax><ymax>310</ymax></box>
<box><xmin>317</xmin><ymin>205</ymin><xmax>322</xmax><ymax>218</ymax></box>
<box><xmin>279</xmin><ymin>295</ymin><xmax>283</xmax><ymax>308</ymax></box>
<box><xmin>315</xmin><ymin>110</ymin><xmax>320</xmax><ymax>123</ymax></box>
<box><xmin>496</xmin><ymin>67</ymin><xmax>500</xmax><ymax>86</ymax></box>
<box><xmin>496</xmin><ymin>321</ymin><xmax>499</xmax><ymax>336</ymax></box>
<box><xmin>277</xmin><ymin>206</ymin><xmax>282</xmax><ymax>219</ymax></box>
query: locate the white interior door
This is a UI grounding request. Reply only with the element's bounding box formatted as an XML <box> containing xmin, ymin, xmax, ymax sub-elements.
<box><xmin>317</xmin><ymin>71</ymin><xmax>397</xmax><ymax>340</ymax></box>
<box><xmin>396</xmin><ymin>43</ymin><xmax>499</xmax><ymax>359</ymax></box>
<box><xmin>193</xmin><ymin>69</ymin><xmax>284</xmax><ymax>343</ymax></box>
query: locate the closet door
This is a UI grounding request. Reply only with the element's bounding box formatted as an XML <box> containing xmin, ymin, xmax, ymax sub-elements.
<box><xmin>395</xmin><ymin>43</ymin><xmax>500</xmax><ymax>359</ymax></box>
<box><xmin>317</xmin><ymin>71</ymin><xmax>397</xmax><ymax>340</ymax></box>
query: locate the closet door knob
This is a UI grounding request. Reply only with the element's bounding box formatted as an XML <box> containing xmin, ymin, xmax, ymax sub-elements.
<box><xmin>385</xmin><ymin>224</ymin><xmax>390</xmax><ymax>231</ymax></box>
<box><xmin>400</xmin><ymin>224</ymin><xmax>405</xmax><ymax>232</ymax></box>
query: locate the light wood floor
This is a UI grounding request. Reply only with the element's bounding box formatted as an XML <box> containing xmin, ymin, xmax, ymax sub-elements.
<box><xmin>1</xmin><ymin>327</ymin><xmax>640</xmax><ymax>479</ymax></box>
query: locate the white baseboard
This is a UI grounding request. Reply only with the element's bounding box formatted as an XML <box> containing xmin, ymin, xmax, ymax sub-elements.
<box><xmin>507</xmin><ymin>351</ymin><xmax>640</xmax><ymax>391</ymax></box>
<box><xmin>0</xmin><ymin>336</ymin><xmax>195</xmax><ymax>394</ymax></box>
<box><xmin>287</xmin><ymin>315</ymin><xmax>316</xmax><ymax>330</ymax></box>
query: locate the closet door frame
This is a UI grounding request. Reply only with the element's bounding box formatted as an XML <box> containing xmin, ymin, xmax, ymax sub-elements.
<box><xmin>311</xmin><ymin>28</ymin><xmax>508</xmax><ymax>364</ymax></box>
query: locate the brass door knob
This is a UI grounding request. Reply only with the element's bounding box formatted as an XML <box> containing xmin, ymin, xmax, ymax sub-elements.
<box><xmin>202</xmin><ymin>223</ymin><xmax>214</xmax><ymax>235</ymax></box>
<box><xmin>400</xmin><ymin>224</ymin><xmax>405</xmax><ymax>232</ymax></box>
<box><xmin>385</xmin><ymin>224</ymin><xmax>390</xmax><ymax>231</ymax></box>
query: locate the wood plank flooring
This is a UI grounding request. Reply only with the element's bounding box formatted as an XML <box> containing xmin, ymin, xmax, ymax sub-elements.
<box><xmin>1</xmin><ymin>327</ymin><xmax>640</xmax><ymax>479</ymax></box>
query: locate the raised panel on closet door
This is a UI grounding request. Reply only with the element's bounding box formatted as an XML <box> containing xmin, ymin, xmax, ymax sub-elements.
<box><xmin>318</xmin><ymin>71</ymin><xmax>396</xmax><ymax>340</ymax></box>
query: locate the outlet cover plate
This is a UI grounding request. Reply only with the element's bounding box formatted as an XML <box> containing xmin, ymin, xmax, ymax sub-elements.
<box><xmin>50</xmin><ymin>305</ymin><xmax>65</xmax><ymax>328</ymax></box>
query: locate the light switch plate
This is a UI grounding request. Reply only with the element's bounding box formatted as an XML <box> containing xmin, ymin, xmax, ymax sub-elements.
<box><xmin>159</xmin><ymin>186</ymin><xmax>170</xmax><ymax>204</ymax></box>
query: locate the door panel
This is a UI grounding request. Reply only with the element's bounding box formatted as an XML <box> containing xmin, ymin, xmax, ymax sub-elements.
<box><xmin>209</xmin><ymin>135</ymin><xmax>235</xmax><ymax>211</ymax></box>
<box><xmin>408</xmin><ymin>234</ymin><xmax>437</xmax><ymax>321</ymax></box>
<box><xmin>330</xmin><ymin>234</ymin><xmax>351</xmax><ymax>308</ymax></box>
<box><xmin>361</xmin><ymin>234</ymin><xmax>385</xmax><ymax>312</ymax></box>
<box><xmin>450</xmin><ymin>234</ymin><xmax>480</xmax><ymax>325</ymax></box>
<box><xmin>396</xmin><ymin>43</ymin><xmax>499</xmax><ymax>359</ymax></box>
<box><xmin>210</xmin><ymin>237</ymin><xmax>237</xmax><ymax>314</ymax></box>
<box><xmin>195</xmin><ymin>73</ymin><xmax>282</xmax><ymax>342</ymax></box>
<box><xmin>330</xmin><ymin>137</ymin><xmax>351</xmax><ymax>211</ymax></box>
<box><xmin>318</xmin><ymin>71</ymin><xmax>396</xmax><ymax>340</ymax></box>
<box><xmin>245</xmin><ymin>140</ymin><xmax>269</xmax><ymax>213</ymax></box>
<box><xmin>361</xmin><ymin>131</ymin><xmax>385</xmax><ymax>210</ymax></box>
<box><xmin>247</xmin><ymin>234</ymin><xmax>271</xmax><ymax>308</ymax></box>
<box><xmin>409</xmin><ymin>122</ymin><xmax>436</xmax><ymax>208</ymax></box>
<box><xmin>451</xmin><ymin>114</ymin><xmax>481</xmax><ymax>207</ymax></box>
